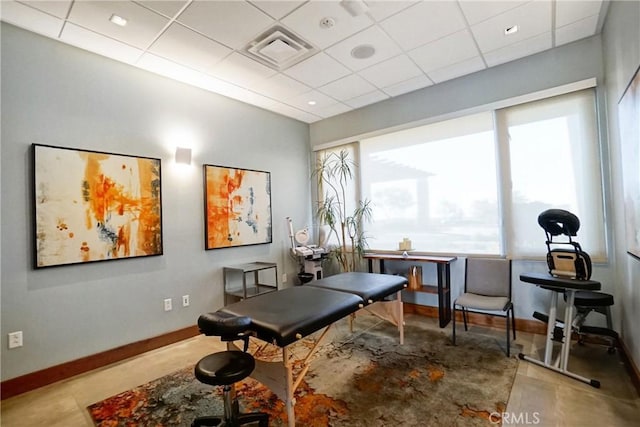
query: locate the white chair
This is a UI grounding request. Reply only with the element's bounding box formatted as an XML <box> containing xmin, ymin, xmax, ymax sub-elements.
<box><xmin>452</xmin><ymin>258</ymin><xmax>515</xmax><ymax>356</ymax></box>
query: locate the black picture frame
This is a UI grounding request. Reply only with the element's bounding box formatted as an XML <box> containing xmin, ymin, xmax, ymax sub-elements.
<box><xmin>32</xmin><ymin>144</ymin><xmax>163</xmax><ymax>268</ymax></box>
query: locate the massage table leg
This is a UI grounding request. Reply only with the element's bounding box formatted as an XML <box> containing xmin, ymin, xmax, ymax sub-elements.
<box><xmin>356</xmin><ymin>290</ymin><xmax>405</xmax><ymax>344</ymax></box>
<box><xmin>232</xmin><ymin>325</ymin><xmax>334</xmax><ymax>427</ymax></box>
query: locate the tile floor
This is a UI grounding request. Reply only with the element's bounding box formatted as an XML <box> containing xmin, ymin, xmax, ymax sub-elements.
<box><xmin>1</xmin><ymin>314</ymin><xmax>639</xmax><ymax>426</ymax></box>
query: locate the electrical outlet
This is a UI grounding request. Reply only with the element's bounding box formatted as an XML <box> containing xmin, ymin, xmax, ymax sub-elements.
<box><xmin>182</xmin><ymin>295</ymin><xmax>190</xmax><ymax>307</ymax></box>
<box><xmin>8</xmin><ymin>331</ymin><xmax>23</xmax><ymax>349</ymax></box>
<box><xmin>164</xmin><ymin>298</ymin><xmax>172</xmax><ymax>311</ymax></box>
<box><xmin>282</xmin><ymin>273</ymin><xmax>287</xmax><ymax>283</ymax></box>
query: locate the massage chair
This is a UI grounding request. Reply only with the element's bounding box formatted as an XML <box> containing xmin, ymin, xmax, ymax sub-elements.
<box><xmin>534</xmin><ymin>209</ymin><xmax>618</xmax><ymax>352</ymax></box>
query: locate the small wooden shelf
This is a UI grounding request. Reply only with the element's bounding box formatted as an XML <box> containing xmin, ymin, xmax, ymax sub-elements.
<box><xmin>407</xmin><ymin>284</ymin><xmax>438</xmax><ymax>294</ymax></box>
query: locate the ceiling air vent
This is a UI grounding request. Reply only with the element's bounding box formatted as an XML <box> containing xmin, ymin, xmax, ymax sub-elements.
<box><xmin>242</xmin><ymin>26</ymin><xmax>316</xmax><ymax>71</ymax></box>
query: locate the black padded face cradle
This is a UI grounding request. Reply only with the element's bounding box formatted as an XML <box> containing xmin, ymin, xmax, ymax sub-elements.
<box><xmin>538</xmin><ymin>209</ymin><xmax>581</xmax><ymax>236</ymax></box>
<box><xmin>198</xmin><ymin>311</ymin><xmax>252</xmax><ymax>337</ymax></box>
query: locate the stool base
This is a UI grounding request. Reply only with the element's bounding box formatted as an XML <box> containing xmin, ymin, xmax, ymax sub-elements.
<box><xmin>192</xmin><ymin>412</ymin><xmax>269</xmax><ymax>427</ymax></box>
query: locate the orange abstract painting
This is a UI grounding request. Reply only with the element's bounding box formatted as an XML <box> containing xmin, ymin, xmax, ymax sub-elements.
<box><xmin>33</xmin><ymin>144</ymin><xmax>162</xmax><ymax>268</ymax></box>
<box><xmin>204</xmin><ymin>165</ymin><xmax>272</xmax><ymax>249</ymax></box>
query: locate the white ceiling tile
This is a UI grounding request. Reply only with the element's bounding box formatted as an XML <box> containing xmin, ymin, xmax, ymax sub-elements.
<box><xmin>484</xmin><ymin>32</ymin><xmax>551</xmax><ymax>67</ymax></box>
<box><xmin>409</xmin><ymin>29</ymin><xmax>480</xmax><ymax>73</ymax></box>
<box><xmin>382</xmin><ymin>74</ymin><xmax>433</xmax><ymax>97</ymax></box>
<box><xmin>344</xmin><ymin>89</ymin><xmax>389</xmax><ymax>109</ymax></box>
<box><xmin>359</xmin><ymin>54</ymin><xmax>423</xmax><ymax>88</ymax></box>
<box><xmin>458</xmin><ymin>1</ymin><xmax>528</xmax><ymax>25</ymax></box>
<box><xmin>283</xmin><ymin>52</ymin><xmax>351</xmax><ymax>87</ymax></box>
<box><xmin>177</xmin><ymin>0</ymin><xmax>274</xmax><ymax>49</ymax></box>
<box><xmin>427</xmin><ymin>56</ymin><xmax>486</xmax><ymax>84</ymax></box>
<box><xmin>325</xmin><ymin>25</ymin><xmax>402</xmax><ymax>71</ymax></box>
<box><xmin>1</xmin><ymin>1</ymin><xmax>64</xmax><ymax>38</ymax></box>
<box><xmin>251</xmin><ymin>73</ymin><xmax>311</xmax><ymax>100</ymax></box>
<box><xmin>211</xmin><ymin>52</ymin><xmax>277</xmax><ymax>86</ymax></box>
<box><xmin>4</xmin><ymin>0</ymin><xmax>611</xmax><ymax>124</ymax></box>
<box><xmin>148</xmin><ymin>23</ymin><xmax>231</xmax><ymax>73</ymax></box>
<box><xmin>18</xmin><ymin>0</ymin><xmax>72</xmax><ymax>18</ymax></box>
<box><xmin>67</xmin><ymin>1</ymin><xmax>169</xmax><ymax>49</ymax></box>
<box><xmin>137</xmin><ymin>52</ymin><xmax>234</xmax><ymax>93</ymax></box>
<box><xmin>281</xmin><ymin>1</ymin><xmax>373</xmax><ymax>49</ymax></box>
<box><xmin>266</xmin><ymin>102</ymin><xmax>322</xmax><ymax>123</ymax></box>
<box><xmin>202</xmin><ymin>76</ymin><xmax>272</xmax><ymax>102</ymax></box>
<box><xmin>366</xmin><ymin>1</ymin><xmax>417</xmax><ymax>21</ymax></box>
<box><xmin>249</xmin><ymin>0</ymin><xmax>305</xmax><ymax>19</ymax></box>
<box><xmin>556</xmin><ymin>0</ymin><xmax>603</xmax><ymax>28</ymax></box>
<box><xmin>285</xmin><ymin>90</ymin><xmax>338</xmax><ymax>111</ymax></box>
<box><xmin>380</xmin><ymin>1</ymin><xmax>467</xmax><ymax>51</ymax></box>
<box><xmin>555</xmin><ymin>15</ymin><xmax>599</xmax><ymax>47</ymax></box>
<box><xmin>314</xmin><ymin>102</ymin><xmax>352</xmax><ymax>118</ymax></box>
<box><xmin>471</xmin><ymin>1</ymin><xmax>552</xmax><ymax>53</ymax></box>
<box><xmin>224</xmin><ymin>86</ymin><xmax>282</xmax><ymax>109</ymax></box>
<box><xmin>319</xmin><ymin>74</ymin><xmax>377</xmax><ymax>101</ymax></box>
<box><xmin>61</xmin><ymin>22</ymin><xmax>143</xmax><ymax>64</ymax></box>
<box><xmin>135</xmin><ymin>1</ymin><xmax>188</xmax><ymax>18</ymax></box>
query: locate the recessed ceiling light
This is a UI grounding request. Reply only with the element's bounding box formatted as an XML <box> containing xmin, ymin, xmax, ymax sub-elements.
<box><xmin>351</xmin><ymin>44</ymin><xmax>375</xmax><ymax>59</ymax></box>
<box><xmin>308</xmin><ymin>101</ymin><xmax>317</xmax><ymax>106</ymax></box>
<box><xmin>504</xmin><ymin>25</ymin><xmax>518</xmax><ymax>35</ymax></box>
<box><xmin>109</xmin><ymin>14</ymin><xmax>128</xmax><ymax>27</ymax></box>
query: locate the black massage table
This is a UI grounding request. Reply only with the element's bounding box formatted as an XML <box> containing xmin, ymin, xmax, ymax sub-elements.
<box><xmin>217</xmin><ymin>272</ymin><xmax>408</xmax><ymax>427</ymax></box>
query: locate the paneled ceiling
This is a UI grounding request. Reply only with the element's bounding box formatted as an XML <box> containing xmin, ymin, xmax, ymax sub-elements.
<box><xmin>1</xmin><ymin>0</ymin><xmax>608</xmax><ymax>123</ymax></box>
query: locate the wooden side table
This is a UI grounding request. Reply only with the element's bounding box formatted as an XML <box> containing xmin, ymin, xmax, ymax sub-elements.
<box><xmin>363</xmin><ymin>253</ymin><xmax>457</xmax><ymax>327</ymax></box>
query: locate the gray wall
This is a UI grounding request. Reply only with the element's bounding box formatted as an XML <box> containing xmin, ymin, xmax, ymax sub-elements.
<box><xmin>601</xmin><ymin>0</ymin><xmax>640</xmax><ymax>371</ymax></box>
<box><xmin>310</xmin><ymin>34</ymin><xmax>617</xmax><ymax>330</ymax></box>
<box><xmin>0</xmin><ymin>23</ymin><xmax>311</xmax><ymax>381</ymax></box>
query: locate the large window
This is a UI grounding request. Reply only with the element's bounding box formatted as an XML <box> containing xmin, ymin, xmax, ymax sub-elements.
<box><xmin>360</xmin><ymin>112</ymin><xmax>500</xmax><ymax>254</ymax></box>
<box><xmin>352</xmin><ymin>88</ymin><xmax>605</xmax><ymax>259</ymax></box>
<box><xmin>500</xmin><ymin>90</ymin><xmax>605</xmax><ymax>259</ymax></box>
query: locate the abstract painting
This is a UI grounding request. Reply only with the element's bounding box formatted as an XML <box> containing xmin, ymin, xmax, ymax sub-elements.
<box><xmin>618</xmin><ymin>65</ymin><xmax>640</xmax><ymax>260</ymax></box>
<box><xmin>204</xmin><ymin>164</ymin><xmax>272</xmax><ymax>249</ymax></box>
<box><xmin>33</xmin><ymin>144</ymin><xmax>162</xmax><ymax>268</ymax></box>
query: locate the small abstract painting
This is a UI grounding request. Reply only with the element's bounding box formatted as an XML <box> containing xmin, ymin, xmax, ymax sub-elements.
<box><xmin>619</xmin><ymin>65</ymin><xmax>640</xmax><ymax>260</ymax></box>
<box><xmin>33</xmin><ymin>144</ymin><xmax>162</xmax><ymax>268</ymax></box>
<box><xmin>204</xmin><ymin>164</ymin><xmax>272</xmax><ymax>249</ymax></box>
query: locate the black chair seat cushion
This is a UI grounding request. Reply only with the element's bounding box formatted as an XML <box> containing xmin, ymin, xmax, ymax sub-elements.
<box><xmin>195</xmin><ymin>351</ymin><xmax>255</xmax><ymax>386</ymax></box>
<box><xmin>567</xmin><ymin>291</ymin><xmax>614</xmax><ymax>307</ymax></box>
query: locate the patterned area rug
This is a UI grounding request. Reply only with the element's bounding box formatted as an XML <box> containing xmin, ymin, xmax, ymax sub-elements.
<box><xmin>88</xmin><ymin>314</ymin><xmax>518</xmax><ymax>426</ymax></box>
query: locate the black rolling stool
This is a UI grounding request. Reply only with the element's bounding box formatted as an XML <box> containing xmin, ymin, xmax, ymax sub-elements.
<box><xmin>192</xmin><ymin>312</ymin><xmax>269</xmax><ymax>427</ymax></box>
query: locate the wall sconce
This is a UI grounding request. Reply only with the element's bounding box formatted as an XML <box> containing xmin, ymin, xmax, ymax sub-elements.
<box><xmin>175</xmin><ymin>147</ymin><xmax>192</xmax><ymax>165</ymax></box>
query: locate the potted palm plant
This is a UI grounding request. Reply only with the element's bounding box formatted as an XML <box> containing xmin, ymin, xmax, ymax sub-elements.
<box><xmin>313</xmin><ymin>149</ymin><xmax>372</xmax><ymax>273</ymax></box>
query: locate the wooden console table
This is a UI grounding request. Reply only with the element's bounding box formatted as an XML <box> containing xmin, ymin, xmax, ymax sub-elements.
<box><xmin>363</xmin><ymin>253</ymin><xmax>457</xmax><ymax>328</ymax></box>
